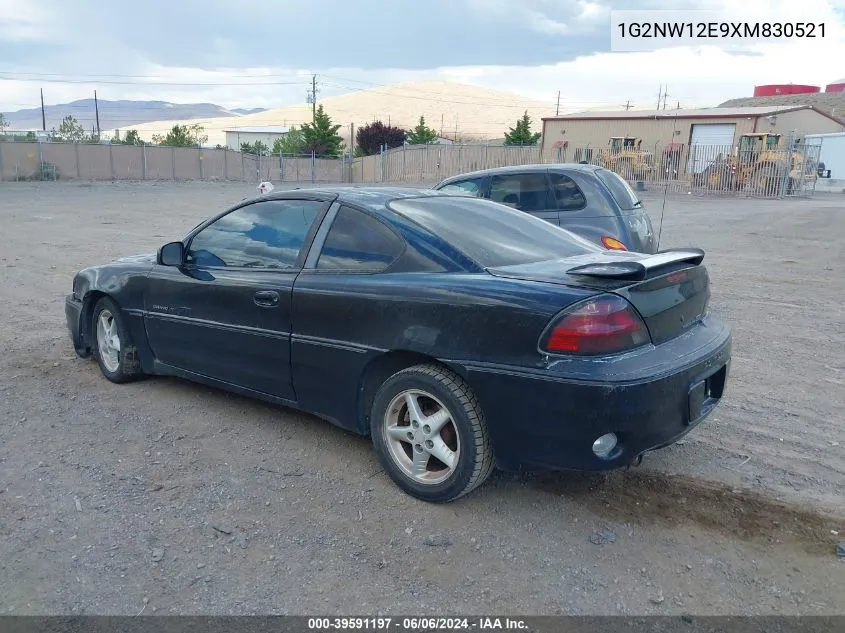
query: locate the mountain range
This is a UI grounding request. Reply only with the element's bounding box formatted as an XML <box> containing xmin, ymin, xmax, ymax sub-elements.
<box><xmin>1</xmin><ymin>99</ymin><xmax>267</xmax><ymax>132</ymax></box>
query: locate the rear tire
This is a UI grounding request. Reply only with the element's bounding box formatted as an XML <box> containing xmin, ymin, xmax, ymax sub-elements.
<box><xmin>370</xmin><ymin>364</ymin><xmax>494</xmax><ymax>502</ymax></box>
<box><xmin>91</xmin><ymin>296</ymin><xmax>147</xmax><ymax>384</ymax></box>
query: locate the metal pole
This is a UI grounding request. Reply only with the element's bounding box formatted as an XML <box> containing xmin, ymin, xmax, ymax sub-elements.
<box><xmin>241</xmin><ymin>152</ymin><xmax>245</xmax><ymax>181</ymax></box>
<box><xmin>402</xmin><ymin>144</ymin><xmax>406</xmax><ymax>182</ymax></box>
<box><xmin>38</xmin><ymin>140</ymin><xmax>43</xmax><ymax>178</ymax></box>
<box><xmin>311</xmin><ymin>151</ymin><xmax>316</xmax><ymax>184</ymax></box>
<box><xmin>75</xmin><ymin>143</ymin><xmax>80</xmax><ymax>179</ymax></box>
<box><xmin>199</xmin><ymin>147</ymin><xmax>204</xmax><ymax>180</ymax></box>
<box><xmin>223</xmin><ymin>148</ymin><xmax>228</xmax><ymax>180</ymax></box>
<box><xmin>109</xmin><ymin>143</ymin><xmax>114</xmax><ymax>180</ymax></box>
<box><xmin>782</xmin><ymin>132</ymin><xmax>795</xmax><ymax>199</ymax></box>
<box><xmin>142</xmin><ymin>144</ymin><xmax>147</xmax><ymax>180</ymax></box>
<box><xmin>171</xmin><ymin>146</ymin><xmax>176</xmax><ymax>180</ymax></box>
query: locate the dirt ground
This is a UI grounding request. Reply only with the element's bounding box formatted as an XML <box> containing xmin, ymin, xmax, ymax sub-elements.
<box><xmin>0</xmin><ymin>180</ymin><xmax>843</xmax><ymax>616</ymax></box>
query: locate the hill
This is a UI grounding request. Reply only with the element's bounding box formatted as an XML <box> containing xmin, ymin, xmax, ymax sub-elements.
<box><xmin>719</xmin><ymin>92</ymin><xmax>845</xmax><ymax>120</ymax></box>
<box><xmin>116</xmin><ymin>81</ymin><xmax>561</xmax><ymax>147</ymax></box>
<box><xmin>2</xmin><ymin>99</ymin><xmax>266</xmax><ymax>133</ymax></box>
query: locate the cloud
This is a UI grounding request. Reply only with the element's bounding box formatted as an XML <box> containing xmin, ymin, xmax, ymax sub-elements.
<box><xmin>0</xmin><ymin>0</ymin><xmax>843</xmax><ymax>118</ymax></box>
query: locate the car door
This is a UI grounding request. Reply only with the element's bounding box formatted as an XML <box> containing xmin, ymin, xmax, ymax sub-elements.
<box><xmin>488</xmin><ymin>171</ymin><xmax>560</xmax><ymax>225</ymax></box>
<box><xmin>546</xmin><ymin>170</ymin><xmax>619</xmax><ymax>247</ymax></box>
<box><xmin>143</xmin><ymin>197</ymin><xmax>327</xmax><ymax>400</ymax></box>
<box><xmin>290</xmin><ymin>203</ymin><xmax>408</xmax><ymax>430</ymax></box>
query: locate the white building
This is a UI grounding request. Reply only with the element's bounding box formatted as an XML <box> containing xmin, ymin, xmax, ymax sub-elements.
<box><xmin>806</xmin><ymin>132</ymin><xmax>845</xmax><ymax>178</ymax></box>
<box><xmin>223</xmin><ymin>126</ymin><xmax>290</xmax><ymax>149</ymax></box>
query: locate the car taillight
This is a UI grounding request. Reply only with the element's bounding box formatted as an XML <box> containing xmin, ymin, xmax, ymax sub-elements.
<box><xmin>601</xmin><ymin>236</ymin><xmax>628</xmax><ymax>251</ymax></box>
<box><xmin>540</xmin><ymin>295</ymin><xmax>650</xmax><ymax>355</ymax></box>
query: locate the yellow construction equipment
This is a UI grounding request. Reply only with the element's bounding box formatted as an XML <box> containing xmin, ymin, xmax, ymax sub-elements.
<box><xmin>597</xmin><ymin>137</ymin><xmax>655</xmax><ymax>180</ymax></box>
<box><xmin>701</xmin><ymin>133</ymin><xmax>817</xmax><ymax>194</ymax></box>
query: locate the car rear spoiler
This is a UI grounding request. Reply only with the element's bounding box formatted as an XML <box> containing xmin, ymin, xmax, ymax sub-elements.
<box><xmin>566</xmin><ymin>248</ymin><xmax>705</xmax><ymax>281</ymax></box>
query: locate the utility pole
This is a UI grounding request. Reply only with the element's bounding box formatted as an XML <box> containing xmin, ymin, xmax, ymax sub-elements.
<box><xmin>306</xmin><ymin>74</ymin><xmax>319</xmax><ymax>124</ymax></box>
<box><xmin>40</xmin><ymin>88</ymin><xmax>46</xmax><ymax>131</ymax></box>
<box><xmin>94</xmin><ymin>90</ymin><xmax>101</xmax><ymax>137</ymax></box>
<box><xmin>623</xmin><ymin>100</ymin><xmax>633</xmax><ymax>111</ymax></box>
<box><xmin>676</xmin><ymin>100</ymin><xmax>680</xmax><ymax>110</ymax></box>
<box><xmin>662</xmin><ymin>86</ymin><xmax>670</xmax><ymax>110</ymax></box>
<box><xmin>556</xmin><ymin>91</ymin><xmax>561</xmax><ymax>116</ymax></box>
<box><xmin>656</xmin><ymin>85</ymin><xmax>663</xmax><ymax>110</ymax></box>
<box><xmin>440</xmin><ymin>113</ymin><xmax>444</xmax><ymax>137</ymax></box>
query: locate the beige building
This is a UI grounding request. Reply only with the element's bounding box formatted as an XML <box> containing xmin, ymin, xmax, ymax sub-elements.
<box><xmin>541</xmin><ymin>105</ymin><xmax>845</xmax><ymax>169</ymax></box>
<box><xmin>223</xmin><ymin>126</ymin><xmax>291</xmax><ymax>150</ymax></box>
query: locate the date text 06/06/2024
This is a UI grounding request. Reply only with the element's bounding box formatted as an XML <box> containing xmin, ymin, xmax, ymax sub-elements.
<box><xmin>306</xmin><ymin>617</ymin><xmax>528</xmax><ymax>630</ymax></box>
<box><xmin>616</xmin><ymin>21</ymin><xmax>825</xmax><ymax>39</ymax></box>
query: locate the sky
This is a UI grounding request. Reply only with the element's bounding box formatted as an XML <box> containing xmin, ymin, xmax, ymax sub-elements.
<box><xmin>1</xmin><ymin>0</ymin><xmax>844</xmax><ymax>116</ymax></box>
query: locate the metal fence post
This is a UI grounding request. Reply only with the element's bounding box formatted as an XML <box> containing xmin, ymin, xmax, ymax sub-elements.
<box><xmin>171</xmin><ymin>146</ymin><xmax>176</xmax><ymax>180</ymax></box>
<box><xmin>198</xmin><ymin>147</ymin><xmax>204</xmax><ymax>180</ymax></box>
<box><xmin>311</xmin><ymin>151</ymin><xmax>316</xmax><ymax>184</ymax></box>
<box><xmin>75</xmin><ymin>143</ymin><xmax>81</xmax><ymax>179</ymax></box>
<box><xmin>142</xmin><ymin>144</ymin><xmax>147</xmax><ymax>180</ymax></box>
<box><xmin>402</xmin><ymin>144</ymin><xmax>406</xmax><ymax>182</ymax></box>
<box><xmin>279</xmin><ymin>153</ymin><xmax>284</xmax><ymax>182</ymax></box>
<box><xmin>241</xmin><ymin>152</ymin><xmax>245</xmax><ymax>181</ymax></box>
<box><xmin>109</xmin><ymin>143</ymin><xmax>114</xmax><ymax>180</ymax></box>
<box><xmin>782</xmin><ymin>132</ymin><xmax>795</xmax><ymax>199</ymax></box>
<box><xmin>37</xmin><ymin>140</ymin><xmax>44</xmax><ymax>178</ymax></box>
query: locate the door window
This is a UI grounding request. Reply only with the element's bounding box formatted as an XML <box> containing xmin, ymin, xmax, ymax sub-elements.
<box><xmin>548</xmin><ymin>172</ymin><xmax>587</xmax><ymax>211</ymax></box>
<box><xmin>437</xmin><ymin>178</ymin><xmax>486</xmax><ymax>197</ymax></box>
<box><xmin>186</xmin><ymin>199</ymin><xmax>322</xmax><ymax>269</ymax></box>
<box><xmin>317</xmin><ymin>206</ymin><xmax>405</xmax><ymax>272</ymax></box>
<box><xmin>489</xmin><ymin>173</ymin><xmax>549</xmax><ymax>212</ymax></box>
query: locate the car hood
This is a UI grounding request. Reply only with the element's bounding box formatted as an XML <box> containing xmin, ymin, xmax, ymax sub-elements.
<box><xmin>113</xmin><ymin>252</ymin><xmax>156</xmax><ymax>264</ymax></box>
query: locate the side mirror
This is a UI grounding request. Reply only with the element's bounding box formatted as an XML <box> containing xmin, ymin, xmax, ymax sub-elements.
<box><xmin>158</xmin><ymin>241</ymin><xmax>185</xmax><ymax>266</ymax></box>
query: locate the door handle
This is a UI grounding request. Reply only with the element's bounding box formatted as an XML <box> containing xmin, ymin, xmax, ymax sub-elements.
<box><xmin>253</xmin><ymin>290</ymin><xmax>280</xmax><ymax>307</ymax></box>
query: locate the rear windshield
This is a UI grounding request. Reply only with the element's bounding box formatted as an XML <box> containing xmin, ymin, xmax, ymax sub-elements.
<box><xmin>388</xmin><ymin>196</ymin><xmax>602</xmax><ymax>268</ymax></box>
<box><xmin>595</xmin><ymin>168</ymin><xmax>642</xmax><ymax>210</ymax></box>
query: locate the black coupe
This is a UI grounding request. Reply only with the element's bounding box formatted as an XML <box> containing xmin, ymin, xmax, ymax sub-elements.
<box><xmin>65</xmin><ymin>187</ymin><xmax>731</xmax><ymax>502</ymax></box>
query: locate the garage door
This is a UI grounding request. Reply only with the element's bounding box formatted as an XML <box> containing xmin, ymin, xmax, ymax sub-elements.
<box><xmin>687</xmin><ymin>123</ymin><xmax>736</xmax><ymax>174</ymax></box>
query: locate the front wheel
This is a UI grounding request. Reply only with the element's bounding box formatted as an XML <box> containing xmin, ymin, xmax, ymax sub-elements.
<box><xmin>370</xmin><ymin>364</ymin><xmax>494</xmax><ymax>502</ymax></box>
<box><xmin>91</xmin><ymin>296</ymin><xmax>147</xmax><ymax>384</ymax></box>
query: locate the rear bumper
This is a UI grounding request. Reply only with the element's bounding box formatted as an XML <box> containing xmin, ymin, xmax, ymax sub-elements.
<box><xmin>463</xmin><ymin>316</ymin><xmax>732</xmax><ymax>472</ymax></box>
<box><xmin>65</xmin><ymin>294</ymin><xmax>89</xmax><ymax>357</ymax></box>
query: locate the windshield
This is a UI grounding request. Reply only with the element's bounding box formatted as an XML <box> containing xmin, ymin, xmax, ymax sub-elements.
<box><xmin>388</xmin><ymin>196</ymin><xmax>602</xmax><ymax>268</ymax></box>
<box><xmin>595</xmin><ymin>168</ymin><xmax>642</xmax><ymax>210</ymax></box>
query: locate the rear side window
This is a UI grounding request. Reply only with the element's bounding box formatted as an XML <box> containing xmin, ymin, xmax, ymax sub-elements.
<box><xmin>548</xmin><ymin>172</ymin><xmax>587</xmax><ymax>211</ymax></box>
<box><xmin>437</xmin><ymin>178</ymin><xmax>485</xmax><ymax>197</ymax></box>
<box><xmin>596</xmin><ymin>168</ymin><xmax>641</xmax><ymax>210</ymax></box>
<box><xmin>317</xmin><ymin>206</ymin><xmax>405</xmax><ymax>272</ymax></box>
<box><xmin>388</xmin><ymin>196</ymin><xmax>602</xmax><ymax>268</ymax></box>
<box><xmin>489</xmin><ymin>173</ymin><xmax>549</xmax><ymax>212</ymax></box>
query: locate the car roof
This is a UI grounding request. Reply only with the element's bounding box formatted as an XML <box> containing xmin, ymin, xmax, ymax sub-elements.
<box><xmin>436</xmin><ymin>162</ymin><xmax>603</xmax><ymax>184</ymax></box>
<box><xmin>237</xmin><ymin>185</ymin><xmax>447</xmax><ymax>213</ymax></box>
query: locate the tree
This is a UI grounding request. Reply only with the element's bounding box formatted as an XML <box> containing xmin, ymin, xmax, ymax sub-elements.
<box><xmin>271</xmin><ymin>125</ymin><xmax>305</xmax><ymax>155</ymax></box>
<box><xmin>50</xmin><ymin>115</ymin><xmax>86</xmax><ymax>142</ymax></box>
<box><xmin>152</xmin><ymin>123</ymin><xmax>208</xmax><ymax>147</ymax></box>
<box><xmin>299</xmin><ymin>105</ymin><xmax>343</xmax><ymax>157</ymax></box>
<box><xmin>355</xmin><ymin>120</ymin><xmax>406</xmax><ymax>156</ymax></box>
<box><xmin>240</xmin><ymin>140</ymin><xmax>269</xmax><ymax>156</ymax></box>
<box><xmin>405</xmin><ymin>115</ymin><xmax>439</xmax><ymax>145</ymax></box>
<box><xmin>112</xmin><ymin>129</ymin><xmax>142</xmax><ymax>145</ymax></box>
<box><xmin>503</xmin><ymin>110</ymin><xmax>542</xmax><ymax>146</ymax></box>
